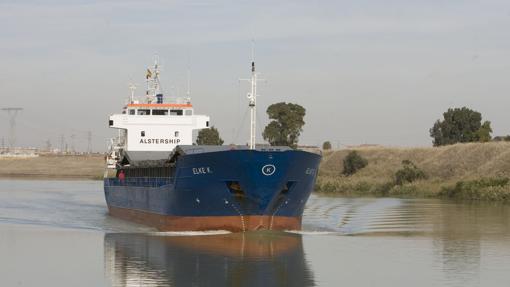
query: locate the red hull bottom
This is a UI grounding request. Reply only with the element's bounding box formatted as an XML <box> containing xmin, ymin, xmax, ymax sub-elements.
<box><xmin>108</xmin><ymin>206</ymin><xmax>302</xmax><ymax>232</ymax></box>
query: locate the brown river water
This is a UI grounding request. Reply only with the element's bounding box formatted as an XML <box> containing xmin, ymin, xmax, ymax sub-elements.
<box><xmin>0</xmin><ymin>179</ymin><xmax>509</xmax><ymax>287</ymax></box>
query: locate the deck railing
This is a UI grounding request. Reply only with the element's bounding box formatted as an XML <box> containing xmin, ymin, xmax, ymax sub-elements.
<box><xmin>104</xmin><ymin>177</ymin><xmax>173</xmax><ymax>188</ymax></box>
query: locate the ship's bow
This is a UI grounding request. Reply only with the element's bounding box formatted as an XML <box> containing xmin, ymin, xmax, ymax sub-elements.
<box><xmin>173</xmin><ymin>148</ymin><xmax>321</xmax><ymax>231</ymax></box>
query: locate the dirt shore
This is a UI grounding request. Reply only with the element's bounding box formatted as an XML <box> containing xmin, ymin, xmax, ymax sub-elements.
<box><xmin>0</xmin><ymin>154</ymin><xmax>105</xmax><ymax>180</ymax></box>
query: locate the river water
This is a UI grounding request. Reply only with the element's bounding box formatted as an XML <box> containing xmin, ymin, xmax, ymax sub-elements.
<box><xmin>0</xmin><ymin>179</ymin><xmax>509</xmax><ymax>287</ymax></box>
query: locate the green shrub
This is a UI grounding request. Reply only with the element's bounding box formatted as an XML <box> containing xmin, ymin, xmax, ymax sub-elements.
<box><xmin>342</xmin><ymin>151</ymin><xmax>368</xmax><ymax>176</ymax></box>
<box><xmin>394</xmin><ymin>160</ymin><xmax>427</xmax><ymax>185</ymax></box>
<box><xmin>322</xmin><ymin>141</ymin><xmax>332</xmax><ymax>150</ymax></box>
<box><xmin>440</xmin><ymin>177</ymin><xmax>510</xmax><ymax>201</ymax></box>
<box><xmin>321</xmin><ymin>182</ymin><xmax>338</xmax><ymax>193</ymax></box>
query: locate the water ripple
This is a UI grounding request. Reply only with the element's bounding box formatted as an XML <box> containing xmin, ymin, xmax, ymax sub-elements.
<box><xmin>303</xmin><ymin>195</ymin><xmax>447</xmax><ymax>235</ymax></box>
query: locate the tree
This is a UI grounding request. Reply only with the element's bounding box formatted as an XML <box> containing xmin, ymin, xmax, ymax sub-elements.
<box><xmin>343</xmin><ymin>151</ymin><xmax>368</xmax><ymax>176</ymax></box>
<box><xmin>262</xmin><ymin>102</ymin><xmax>306</xmax><ymax>149</ymax></box>
<box><xmin>196</xmin><ymin>126</ymin><xmax>224</xmax><ymax>145</ymax></box>
<box><xmin>322</xmin><ymin>141</ymin><xmax>332</xmax><ymax>150</ymax></box>
<box><xmin>430</xmin><ymin>107</ymin><xmax>492</xmax><ymax>146</ymax></box>
<box><xmin>477</xmin><ymin>121</ymin><xmax>492</xmax><ymax>142</ymax></box>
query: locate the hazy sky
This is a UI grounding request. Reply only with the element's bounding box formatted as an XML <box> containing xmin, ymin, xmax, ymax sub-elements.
<box><xmin>1</xmin><ymin>0</ymin><xmax>510</xmax><ymax>151</ymax></box>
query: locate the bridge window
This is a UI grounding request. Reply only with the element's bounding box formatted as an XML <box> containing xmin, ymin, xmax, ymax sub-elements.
<box><xmin>170</xmin><ymin>109</ymin><xmax>183</xmax><ymax>116</ymax></box>
<box><xmin>152</xmin><ymin>109</ymin><xmax>168</xmax><ymax>115</ymax></box>
<box><xmin>185</xmin><ymin>110</ymin><xmax>192</xmax><ymax>116</ymax></box>
<box><xmin>129</xmin><ymin>109</ymin><xmax>135</xmax><ymax>115</ymax></box>
<box><xmin>137</xmin><ymin>109</ymin><xmax>150</xmax><ymax>115</ymax></box>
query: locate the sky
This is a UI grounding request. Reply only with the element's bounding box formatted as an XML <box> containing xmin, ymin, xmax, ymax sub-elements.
<box><xmin>1</xmin><ymin>0</ymin><xmax>510</xmax><ymax>151</ymax></box>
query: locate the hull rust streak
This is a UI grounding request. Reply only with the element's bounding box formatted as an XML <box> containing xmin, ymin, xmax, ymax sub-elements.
<box><xmin>109</xmin><ymin>206</ymin><xmax>302</xmax><ymax>232</ymax></box>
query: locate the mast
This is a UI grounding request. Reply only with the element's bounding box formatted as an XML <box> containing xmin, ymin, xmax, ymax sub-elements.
<box><xmin>153</xmin><ymin>55</ymin><xmax>161</xmax><ymax>96</ymax></box>
<box><xmin>128</xmin><ymin>83</ymin><xmax>137</xmax><ymax>104</ymax></box>
<box><xmin>146</xmin><ymin>55</ymin><xmax>162</xmax><ymax>104</ymax></box>
<box><xmin>240</xmin><ymin>47</ymin><xmax>264</xmax><ymax>150</ymax></box>
<box><xmin>248</xmin><ymin>60</ymin><xmax>257</xmax><ymax>150</ymax></box>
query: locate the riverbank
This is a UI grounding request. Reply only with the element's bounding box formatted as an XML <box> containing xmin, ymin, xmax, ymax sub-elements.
<box><xmin>317</xmin><ymin>142</ymin><xmax>510</xmax><ymax>201</ymax></box>
<box><xmin>2</xmin><ymin>143</ymin><xmax>510</xmax><ymax>201</ymax></box>
<box><xmin>0</xmin><ymin>154</ymin><xmax>104</xmax><ymax>180</ymax></box>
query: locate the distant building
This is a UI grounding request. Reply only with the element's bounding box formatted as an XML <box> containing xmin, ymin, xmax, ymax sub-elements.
<box><xmin>345</xmin><ymin>144</ymin><xmax>381</xmax><ymax>149</ymax></box>
<box><xmin>0</xmin><ymin>147</ymin><xmax>38</xmax><ymax>158</ymax></box>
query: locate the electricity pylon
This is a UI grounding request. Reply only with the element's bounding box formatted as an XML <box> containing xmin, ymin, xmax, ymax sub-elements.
<box><xmin>1</xmin><ymin>108</ymin><xmax>23</xmax><ymax>151</ymax></box>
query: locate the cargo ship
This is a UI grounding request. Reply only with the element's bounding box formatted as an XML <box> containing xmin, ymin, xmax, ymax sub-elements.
<box><xmin>104</xmin><ymin>57</ymin><xmax>321</xmax><ymax>231</ymax></box>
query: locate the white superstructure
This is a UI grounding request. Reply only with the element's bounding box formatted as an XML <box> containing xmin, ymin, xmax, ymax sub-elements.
<box><xmin>107</xmin><ymin>58</ymin><xmax>209</xmax><ymax>163</ymax></box>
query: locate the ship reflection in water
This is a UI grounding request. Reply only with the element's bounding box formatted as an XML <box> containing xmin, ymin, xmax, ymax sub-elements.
<box><xmin>104</xmin><ymin>231</ymin><xmax>314</xmax><ymax>287</ymax></box>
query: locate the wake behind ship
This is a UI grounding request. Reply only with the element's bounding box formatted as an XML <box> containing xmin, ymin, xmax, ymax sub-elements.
<box><xmin>104</xmin><ymin>57</ymin><xmax>321</xmax><ymax>232</ymax></box>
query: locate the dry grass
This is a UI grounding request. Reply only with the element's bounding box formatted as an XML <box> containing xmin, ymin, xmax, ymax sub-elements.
<box><xmin>0</xmin><ymin>154</ymin><xmax>105</xmax><ymax>179</ymax></box>
<box><xmin>317</xmin><ymin>142</ymin><xmax>510</xmax><ymax>199</ymax></box>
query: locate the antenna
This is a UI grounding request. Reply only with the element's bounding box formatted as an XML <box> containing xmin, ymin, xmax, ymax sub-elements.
<box><xmin>1</xmin><ymin>107</ymin><xmax>23</xmax><ymax>152</ymax></box>
<box><xmin>128</xmin><ymin>83</ymin><xmax>137</xmax><ymax>103</ymax></box>
<box><xmin>251</xmin><ymin>39</ymin><xmax>255</xmax><ymax>65</ymax></box>
<box><xmin>186</xmin><ymin>68</ymin><xmax>191</xmax><ymax>97</ymax></box>
<box><xmin>186</xmin><ymin>53</ymin><xmax>192</xmax><ymax>98</ymax></box>
<box><xmin>239</xmin><ymin>42</ymin><xmax>265</xmax><ymax>150</ymax></box>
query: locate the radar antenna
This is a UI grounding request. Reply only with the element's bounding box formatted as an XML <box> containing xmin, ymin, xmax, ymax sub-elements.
<box><xmin>146</xmin><ymin>55</ymin><xmax>162</xmax><ymax>104</ymax></box>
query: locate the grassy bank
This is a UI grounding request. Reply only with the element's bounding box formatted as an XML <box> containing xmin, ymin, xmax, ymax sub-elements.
<box><xmin>317</xmin><ymin>142</ymin><xmax>510</xmax><ymax>201</ymax></box>
<box><xmin>0</xmin><ymin>154</ymin><xmax>104</xmax><ymax>180</ymax></box>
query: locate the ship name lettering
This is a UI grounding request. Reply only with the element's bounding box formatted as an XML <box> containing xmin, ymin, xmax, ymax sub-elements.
<box><xmin>139</xmin><ymin>138</ymin><xmax>181</xmax><ymax>144</ymax></box>
<box><xmin>305</xmin><ymin>168</ymin><xmax>316</xmax><ymax>175</ymax></box>
<box><xmin>192</xmin><ymin>167</ymin><xmax>212</xmax><ymax>175</ymax></box>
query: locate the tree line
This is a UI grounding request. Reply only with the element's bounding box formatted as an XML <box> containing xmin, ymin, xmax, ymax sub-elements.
<box><xmin>321</xmin><ymin>106</ymin><xmax>507</xmax><ymax>150</ymax></box>
<box><xmin>198</xmin><ymin>104</ymin><xmax>507</xmax><ymax>148</ymax></box>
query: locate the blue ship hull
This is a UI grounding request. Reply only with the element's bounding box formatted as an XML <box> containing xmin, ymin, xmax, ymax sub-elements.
<box><xmin>104</xmin><ymin>149</ymin><xmax>321</xmax><ymax>231</ymax></box>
